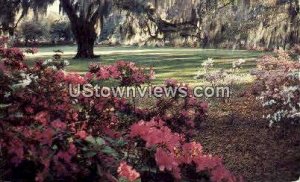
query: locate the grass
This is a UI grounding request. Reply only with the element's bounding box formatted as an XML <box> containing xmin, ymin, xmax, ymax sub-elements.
<box><xmin>23</xmin><ymin>45</ymin><xmax>266</xmax><ymax>85</ymax></box>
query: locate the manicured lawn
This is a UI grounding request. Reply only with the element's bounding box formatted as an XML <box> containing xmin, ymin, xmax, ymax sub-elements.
<box><xmin>23</xmin><ymin>45</ymin><xmax>265</xmax><ymax>85</ymax></box>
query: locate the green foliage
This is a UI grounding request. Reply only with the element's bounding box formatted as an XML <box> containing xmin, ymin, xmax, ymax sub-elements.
<box><xmin>50</xmin><ymin>21</ymin><xmax>73</xmax><ymax>43</ymax></box>
<box><xmin>19</xmin><ymin>21</ymin><xmax>49</xmax><ymax>44</ymax></box>
<box><xmin>0</xmin><ymin>0</ymin><xmax>55</xmax><ymax>34</ymax></box>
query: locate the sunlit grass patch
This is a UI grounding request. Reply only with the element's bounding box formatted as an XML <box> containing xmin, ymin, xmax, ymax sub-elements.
<box><xmin>22</xmin><ymin>45</ymin><xmax>265</xmax><ymax>85</ymax></box>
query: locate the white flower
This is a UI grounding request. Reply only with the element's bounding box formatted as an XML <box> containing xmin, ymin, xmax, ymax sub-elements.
<box><xmin>42</xmin><ymin>59</ymin><xmax>53</xmax><ymax>66</ymax></box>
<box><xmin>64</xmin><ymin>60</ymin><xmax>70</xmax><ymax>66</ymax></box>
<box><xmin>233</xmin><ymin>59</ymin><xmax>246</xmax><ymax>69</ymax></box>
<box><xmin>201</xmin><ymin>58</ymin><xmax>214</xmax><ymax>68</ymax></box>
<box><xmin>13</xmin><ymin>74</ymin><xmax>32</xmax><ymax>88</ymax></box>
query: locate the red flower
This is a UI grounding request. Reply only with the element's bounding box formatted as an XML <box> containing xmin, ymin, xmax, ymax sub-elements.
<box><xmin>118</xmin><ymin>161</ymin><xmax>140</xmax><ymax>182</ymax></box>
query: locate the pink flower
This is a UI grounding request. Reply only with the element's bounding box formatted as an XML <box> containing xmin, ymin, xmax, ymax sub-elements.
<box><xmin>25</xmin><ymin>106</ymin><xmax>34</xmax><ymax>113</ymax></box>
<box><xmin>118</xmin><ymin>162</ymin><xmax>140</xmax><ymax>182</ymax></box>
<box><xmin>108</xmin><ymin>65</ymin><xmax>121</xmax><ymax>79</ymax></box>
<box><xmin>76</xmin><ymin>130</ymin><xmax>87</xmax><ymax>139</ymax></box>
<box><xmin>98</xmin><ymin>67</ymin><xmax>110</xmax><ymax>80</ymax></box>
<box><xmin>64</xmin><ymin>73</ymin><xmax>86</xmax><ymax>84</ymax></box>
<box><xmin>130</xmin><ymin>119</ymin><xmax>182</xmax><ymax>150</ymax></box>
<box><xmin>181</xmin><ymin>142</ymin><xmax>203</xmax><ymax>164</ymax></box>
<box><xmin>34</xmin><ymin>128</ymin><xmax>55</xmax><ymax>146</ymax></box>
<box><xmin>84</xmin><ymin>72</ymin><xmax>94</xmax><ymax>80</ymax></box>
<box><xmin>34</xmin><ymin>111</ymin><xmax>49</xmax><ymax>125</ymax></box>
<box><xmin>155</xmin><ymin>148</ymin><xmax>181</xmax><ymax>179</ymax></box>
<box><xmin>155</xmin><ymin>148</ymin><xmax>179</xmax><ymax>171</ymax></box>
<box><xmin>211</xmin><ymin>165</ymin><xmax>236</xmax><ymax>182</ymax></box>
<box><xmin>165</xmin><ymin>79</ymin><xmax>178</xmax><ymax>87</ymax></box>
<box><xmin>51</xmin><ymin>119</ymin><xmax>67</xmax><ymax>130</ymax></box>
<box><xmin>200</xmin><ymin>102</ymin><xmax>209</xmax><ymax>112</ymax></box>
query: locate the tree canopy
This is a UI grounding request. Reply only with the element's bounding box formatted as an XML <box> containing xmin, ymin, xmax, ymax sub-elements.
<box><xmin>1</xmin><ymin>0</ymin><xmax>299</xmax><ymax>57</ymax></box>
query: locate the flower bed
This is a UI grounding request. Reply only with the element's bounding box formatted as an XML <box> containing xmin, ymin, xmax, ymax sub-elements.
<box><xmin>0</xmin><ymin>38</ymin><xmax>239</xmax><ymax>182</ymax></box>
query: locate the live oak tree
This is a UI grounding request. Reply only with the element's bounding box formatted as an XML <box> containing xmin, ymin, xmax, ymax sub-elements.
<box><xmin>0</xmin><ymin>0</ymin><xmax>54</xmax><ymax>35</ymax></box>
<box><xmin>113</xmin><ymin>0</ymin><xmax>299</xmax><ymax>48</ymax></box>
<box><xmin>0</xmin><ymin>0</ymin><xmax>111</xmax><ymax>58</ymax></box>
<box><xmin>58</xmin><ymin>0</ymin><xmax>111</xmax><ymax>58</ymax></box>
<box><xmin>59</xmin><ymin>0</ymin><xmax>200</xmax><ymax>58</ymax></box>
<box><xmin>0</xmin><ymin>0</ymin><xmax>203</xmax><ymax>58</ymax></box>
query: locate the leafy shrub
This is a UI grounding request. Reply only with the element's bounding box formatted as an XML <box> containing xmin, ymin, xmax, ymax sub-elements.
<box><xmin>252</xmin><ymin>49</ymin><xmax>300</xmax><ymax>126</ymax></box>
<box><xmin>19</xmin><ymin>21</ymin><xmax>49</xmax><ymax>45</ymax></box>
<box><xmin>0</xmin><ymin>38</ymin><xmax>238</xmax><ymax>181</ymax></box>
<box><xmin>50</xmin><ymin>21</ymin><xmax>73</xmax><ymax>43</ymax></box>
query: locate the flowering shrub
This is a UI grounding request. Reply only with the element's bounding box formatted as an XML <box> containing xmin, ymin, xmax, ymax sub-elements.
<box><xmin>128</xmin><ymin>118</ymin><xmax>238</xmax><ymax>181</ymax></box>
<box><xmin>202</xmin><ymin>58</ymin><xmax>214</xmax><ymax>73</ymax></box>
<box><xmin>0</xmin><ymin>40</ymin><xmax>237</xmax><ymax>181</ymax></box>
<box><xmin>133</xmin><ymin>80</ymin><xmax>208</xmax><ymax>138</ymax></box>
<box><xmin>87</xmin><ymin>61</ymin><xmax>155</xmax><ymax>86</ymax></box>
<box><xmin>252</xmin><ymin>49</ymin><xmax>300</xmax><ymax>126</ymax></box>
<box><xmin>195</xmin><ymin>58</ymin><xmax>251</xmax><ymax>88</ymax></box>
<box><xmin>0</xmin><ymin>42</ymin><xmax>129</xmax><ymax>181</ymax></box>
<box><xmin>232</xmin><ymin>59</ymin><xmax>246</xmax><ymax>70</ymax></box>
<box><xmin>118</xmin><ymin>162</ymin><xmax>140</xmax><ymax>181</ymax></box>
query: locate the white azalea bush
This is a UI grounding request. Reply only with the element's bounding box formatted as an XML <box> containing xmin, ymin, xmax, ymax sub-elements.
<box><xmin>252</xmin><ymin>49</ymin><xmax>300</xmax><ymax>126</ymax></box>
<box><xmin>195</xmin><ymin>58</ymin><xmax>250</xmax><ymax>87</ymax></box>
<box><xmin>232</xmin><ymin>59</ymin><xmax>246</xmax><ymax>70</ymax></box>
<box><xmin>194</xmin><ymin>58</ymin><xmax>214</xmax><ymax>80</ymax></box>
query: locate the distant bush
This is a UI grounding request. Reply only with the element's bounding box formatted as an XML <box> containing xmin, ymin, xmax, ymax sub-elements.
<box><xmin>19</xmin><ymin>21</ymin><xmax>49</xmax><ymax>45</ymax></box>
<box><xmin>50</xmin><ymin>21</ymin><xmax>73</xmax><ymax>43</ymax></box>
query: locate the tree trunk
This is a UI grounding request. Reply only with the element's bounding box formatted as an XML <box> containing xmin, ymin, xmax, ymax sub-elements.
<box><xmin>73</xmin><ymin>23</ymin><xmax>98</xmax><ymax>59</ymax></box>
<box><xmin>75</xmin><ymin>31</ymin><xmax>96</xmax><ymax>59</ymax></box>
<box><xmin>59</xmin><ymin>0</ymin><xmax>101</xmax><ymax>59</ymax></box>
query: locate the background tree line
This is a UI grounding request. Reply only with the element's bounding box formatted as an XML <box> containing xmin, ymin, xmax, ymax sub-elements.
<box><xmin>14</xmin><ymin>19</ymin><xmax>73</xmax><ymax>46</ymax></box>
<box><xmin>1</xmin><ymin>0</ymin><xmax>299</xmax><ymax>58</ymax></box>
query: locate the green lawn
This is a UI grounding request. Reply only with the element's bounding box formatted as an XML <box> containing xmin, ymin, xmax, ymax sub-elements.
<box><xmin>24</xmin><ymin>45</ymin><xmax>265</xmax><ymax>85</ymax></box>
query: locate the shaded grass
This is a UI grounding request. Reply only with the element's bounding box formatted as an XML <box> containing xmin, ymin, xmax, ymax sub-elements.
<box><xmin>23</xmin><ymin>45</ymin><xmax>266</xmax><ymax>85</ymax></box>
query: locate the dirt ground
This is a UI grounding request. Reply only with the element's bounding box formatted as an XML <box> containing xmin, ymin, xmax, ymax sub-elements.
<box><xmin>197</xmin><ymin>95</ymin><xmax>300</xmax><ymax>182</ymax></box>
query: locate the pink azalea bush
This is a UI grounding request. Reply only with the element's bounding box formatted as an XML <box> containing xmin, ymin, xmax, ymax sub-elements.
<box><xmin>252</xmin><ymin>49</ymin><xmax>300</xmax><ymax>126</ymax></box>
<box><xmin>129</xmin><ymin>118</ymin><xmax>238</xmax><ymax>181</ymax></box>
<box><xmin>0</xmin><ymin>37</ymin><xmax>239</xmax><ymax>181</ymax></box>
<box><xmin>87</xmin><ymin>61</ymin><xmax>155</xmax><ymax>86</ymax></box>
<box><xmin>118</xmin><ymin>162</ymin><xmax>140</xmax><ymax>181</ymax></box>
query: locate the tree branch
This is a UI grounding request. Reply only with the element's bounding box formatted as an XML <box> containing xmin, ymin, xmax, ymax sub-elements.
<box><xmin>59</xmin><ymin>0</ymin><xmax>79</xmax><ymax>22</ymax></box>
